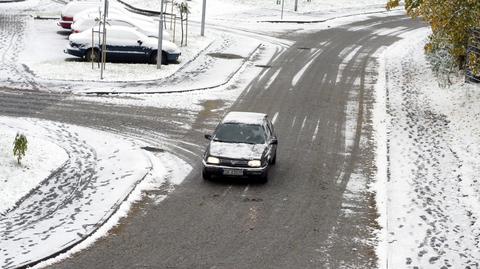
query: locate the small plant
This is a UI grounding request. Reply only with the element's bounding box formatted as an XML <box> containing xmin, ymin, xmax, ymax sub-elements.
<box><xmin>13</xmin><ymin>133</ymin><xmax>28</xmax><ymax>165</ymax></box>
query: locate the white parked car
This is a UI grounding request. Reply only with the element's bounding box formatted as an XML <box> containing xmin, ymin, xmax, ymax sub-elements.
<box><xmin>71</xmin><ymin>16</ymin><xmax>171</xmax><ymax>41</ymax></box>
<box><xmin>72</xmin><ymin>6</ymin><xmax>155</xmax><ymax>26</ymax></box>
<box><xmin>65</xmin><ymin>25</ymin><xmax>181</xmax><ymax>64</ymax></box>
<box><xmin>58</xmin><ymin>1</ymin><xmax>103</xmax><ymax>29</ymax></box>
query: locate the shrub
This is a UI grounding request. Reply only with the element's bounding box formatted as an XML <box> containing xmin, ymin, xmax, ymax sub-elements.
<box><xmin>387</xmin><ymin>0</ymin><xmax>480</xmax><ymax>70</ymax></box>
<box><xmin>425</xmin><ymin>35</ymin><xmax>458</xmax><ymax>86</ymax></box>
<box><xmin>13</xmin><ymin>133</ymin><xmax>28</xmax><ymax>165</ymax></box>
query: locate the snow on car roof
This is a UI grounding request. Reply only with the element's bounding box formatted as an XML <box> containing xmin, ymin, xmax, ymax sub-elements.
<box><xmin>222</xmin><ymin>111</ymin><xmax>267</xmax><ymax>125</ymax></box>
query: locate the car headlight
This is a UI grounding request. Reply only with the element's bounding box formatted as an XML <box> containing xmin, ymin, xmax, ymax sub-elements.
<box><xmin>248</xmin><ymin>160</ymin><xmax>261</xmax><ymax>167</ymax></box>
<box><xmin>207</xmin><ymin>156</ymin><xmax>220</xmax><ymax>164</ymax></box>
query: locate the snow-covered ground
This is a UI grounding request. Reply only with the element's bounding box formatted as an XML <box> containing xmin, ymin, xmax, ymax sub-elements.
<box><xmin>374</xmin><ymin>28</ymin><xmax>480</xmax><ymax>268</ymax></box>
<box><xmin>125</xmin><ymin>0</ymin><xmax>388</xmax><ymax>21</ymax></box>
<box><xmin>0</xmin><ymin>116</ymin><xmax>191</xmax><ymax>268</ymax></box>
<box><xmin>21</xmin><ymin>19</ymin><xmax>214</xmax><ymax>82</ymax></box>
<box><xmin>0</xmin><ymin>121</ymin><xmax>68</xmax><ymax>215</ymax></box>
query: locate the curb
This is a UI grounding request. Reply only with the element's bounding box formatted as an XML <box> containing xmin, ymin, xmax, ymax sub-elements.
<box><xmin>0</xmin><ymin>0</ymin><xmax>26</xmax><ymax>3</ymax></box>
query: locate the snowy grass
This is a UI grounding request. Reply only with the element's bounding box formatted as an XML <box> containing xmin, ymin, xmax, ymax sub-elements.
<box><xmin>0</xmin><ymin>119</ymin><xmax>68</xmax><ymax>215</ymax></box>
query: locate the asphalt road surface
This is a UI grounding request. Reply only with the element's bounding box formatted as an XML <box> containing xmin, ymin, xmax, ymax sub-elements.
<box><xmin>0</xmin><ymin>14</ymin><xmax>424</xmax><ymax>269</ymax></box>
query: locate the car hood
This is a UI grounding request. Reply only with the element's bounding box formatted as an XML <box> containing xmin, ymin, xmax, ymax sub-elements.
<box><xmin>209</xmin><ymin>141</ymin><xmax>266</xmax><ymax>160</ymax></box>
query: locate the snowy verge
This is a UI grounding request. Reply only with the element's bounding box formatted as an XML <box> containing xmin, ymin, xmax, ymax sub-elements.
<box><xmin>374</xmin><ymin>27</ymin><xmax>480</xmax><ymax>268</ymax></box>
<box><xmin>0</xmin><ymin>117</ymin><xmax>156</xmax><ymax>269</ymax></box>
<box><xmin>0</xmin><ymin>121</ymin><xmax>68</xmax><ymax>215</ymax></box>
<box><xmin>31</xmin><ymin>151</ymin><xmax>192</xmax><ymax>269</ymax></box>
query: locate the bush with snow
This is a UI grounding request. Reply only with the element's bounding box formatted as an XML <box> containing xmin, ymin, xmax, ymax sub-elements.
<box><xmin>13</xmin><ymin>133</ymin><xmax>28</xmax><ymax>165</ymax></box>
<box><xmin>425</xmin><ymin>36</ymin><xmax>458</xmax><ymax>87</ymax></box>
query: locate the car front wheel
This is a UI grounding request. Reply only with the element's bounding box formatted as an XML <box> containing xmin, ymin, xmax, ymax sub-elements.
<box><xmin>259</xmin><ymin>169</ymin><xmax>268</xmax><ymax>183</ymax></box>
<box><xmin>85</xmin><ymin>48</ymin><xmax>100</xmax><ymax>62</ymax></box>
<box><xmin>202</xmin><ymin>169</ymin><xmax>212</xmax><ymax>180</ymax></box>
<box><xmin>270</xmin><ymin>152</ymin><xmax>277</xmax><ymax>165</ymax></box>
<box><xmin>150</xmin><ymin>51</ymin><xmax>167</xmax><ymax>65</ymax></box>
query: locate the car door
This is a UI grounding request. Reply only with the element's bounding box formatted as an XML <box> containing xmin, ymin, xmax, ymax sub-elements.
<box><xmin>106</xmin><ymin>27</ymin><xmax>147</xmax><ymax>62</ymax></box>
<box><xmin>266</xmin><ymin>119</ymin><xmax>277</xmax><ymax>160</ymax></box>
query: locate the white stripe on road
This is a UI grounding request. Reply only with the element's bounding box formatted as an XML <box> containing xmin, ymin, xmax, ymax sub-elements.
<box><xmin>300</xmin><ymin>116</ymin><xmax>307</xmax><ymax>131</ymax></box>
<box><xmin>265</xmin><ymin>69</ymin><xmax>281</xmax><ymax>90</ymax></box>
<box><xmin>312</xmin><ymin>119</ymin><xmax>320</xmax><ymax>142</ymax></box>
<box><xmin>292</xmin><ymin>48</ymin><xmax>323</xmax><ymax>87</ymax></box>
<box><xmin>272</xmin><ymin>112</ymin><xmax>279</xmax><ymax>124</ymax></box>
<box><xmin>241</xmin><ymin>185</ymin><xmax>250</xmax><ymax>197</ymax></box>
<box><xmin>291</xmin><ymin>116</ymin><xmax>296</xmax><ymax>128</ymax></box>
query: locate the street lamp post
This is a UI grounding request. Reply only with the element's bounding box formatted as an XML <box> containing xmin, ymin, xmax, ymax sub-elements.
<box><xmin>157</xmin><ymin>0</ymin><xmax>164</xmax><ymax>69</ymax></box>
<box><xmin>201</xmin><ymin>0</ymin><xmax>206</xmax><ymax>36</ymax></box>
<box><xmin>281</xmin><ymin>0</ymin><xmax>285</xmax><ymax>20</ymax></box>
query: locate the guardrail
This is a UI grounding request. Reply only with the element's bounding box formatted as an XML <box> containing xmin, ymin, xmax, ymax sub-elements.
<box><xmin>466</xmin><ymin>27</ymin><xmax>480</xmax><ymax>83</ymax></box>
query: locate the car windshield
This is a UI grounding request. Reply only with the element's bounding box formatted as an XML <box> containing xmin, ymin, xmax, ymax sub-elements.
<box><xmin>213</xmin><ymin>123</ymin><xmax>266</xmax><ymax>144</ymax></box>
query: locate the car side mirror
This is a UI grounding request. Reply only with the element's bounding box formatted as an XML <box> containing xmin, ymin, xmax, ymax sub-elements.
<box><xmin>270</xmin><ymin>138</ymin><xmax>278</xmax><ymax>145</ymax></box>
<box><xmin>205</xmin><ymin>134</ymin><xmax>212</xmax><ymax>140</ymax></box>
<box><xmin>137</xmin><ymin>40</ymin><xmax>143</xmax><ymax>45</ymax></box>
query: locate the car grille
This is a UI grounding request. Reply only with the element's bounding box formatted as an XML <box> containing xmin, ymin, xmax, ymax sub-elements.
<box><xmin>220</xmin><ymin>158</ymin><xmax>250</xmax><ymax>167</ymax></box>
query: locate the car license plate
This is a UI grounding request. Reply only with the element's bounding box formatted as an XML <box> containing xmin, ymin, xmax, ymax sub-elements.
<box><xmin>223</xmin><ymin>168</ymin><xmax>243</xmax><ymax>176</ymax></box>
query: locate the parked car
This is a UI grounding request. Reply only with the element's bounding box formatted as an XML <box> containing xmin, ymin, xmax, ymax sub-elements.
<box><xmin>71</xmin><ymin>16</ymin><xmax>171</xmax><ymax>41</ymax></box>
<box><xmin>58</xmin><ymin>1</ymin><xmax>103</xmax><ymax>29</ymax></box>
<box><xmin>72</xmin><ymin>5</ymin><xmax>156</xmax><ymax>27</ymax></box>
<box><xmin>65</xmin><ymin>25</ymin><xmax>180</xmax><ymax>64</ymax></box>
<box><xmin>202</xmin><ymin>112</ymin><xmax>278</xmax><ymax>182</ymax></box>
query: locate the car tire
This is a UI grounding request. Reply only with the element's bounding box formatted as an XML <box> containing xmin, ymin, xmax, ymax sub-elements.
<box><xmin>202</xmin><ymin>170</ymin><xmax>212</xmax><ymax>180</ymax></box>
<box><xmin>270</xmin><ymin>152</ymin><xmax>277</xmax><ymax>165</ymax></box>
<box><xmin>162</xmin><ymin>51</ymin><xmax>168</xmax><ymax>65</ymax></box>
<box><xmin>150</xmin><ymin>51</ymin><xmax>168</xmax><ymax>65</ymax></box>
<box><xmin>85</xmin><ymin>48</ymin><xmax>100</xmax><ymax>62</ymax></box>
<box><xmin>259</xmin><ymin>169</ymin><xmax>268</xmax><ymax>183</ymax></box>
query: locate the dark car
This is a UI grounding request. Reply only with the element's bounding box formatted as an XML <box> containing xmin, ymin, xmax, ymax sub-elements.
<box><xmin>202</xmin><ymin>111</ymin><xmax>278</xmax><ymax>182</ymax></box>
<box><xmin>65</xmin><ymin>25</ymin><xmax>180</xmax><ymax>64</ymax></box>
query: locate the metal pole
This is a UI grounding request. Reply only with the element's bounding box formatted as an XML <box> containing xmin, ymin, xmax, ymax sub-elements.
<box><xmin>157</xmin><ymin>0</ymin><xmax>164</xmax><ymax>69</ymax></box>
<box><xmin>281</xmin><ymin>0</ymin><xmax>285</xmax><ymax>20</ymax></box>
<box><xmin>200</xmin><ymin>0</ymin><xmax>206</xmax><ymax>36</ymax></box>
<box><xmin>185</xmin><ymin>4</ymin><xmax>188</xmax><ymax>46</ymax></box>
<box><xmin>91</xmin><ymin>28</ymin><xmax>94</xmax><ymax>69</ymax></box>
<box><xmin>170</xmin><ymin>0</ymin><xmax>173</xmax><ymax>30</ymax></box>
<box><xmin>100</xmin><ymin>0</ymin><xmax>108</xmax><ymax>79</ymax></box>
<box><xmin>173</xmin><ymin>15</ymin><xmax>176</xmax><ymax>43</ymax></box>
<box><xmin>294</xmin><ymin>0</ymin><xmax>298</xmax><ymax>12</ymax></box>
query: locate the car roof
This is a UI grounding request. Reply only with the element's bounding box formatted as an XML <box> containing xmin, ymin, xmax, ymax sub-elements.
<box><xmin>221</xmin><ymin>111</ymin><xmax>267</xmax><ymax>125</ymax></box>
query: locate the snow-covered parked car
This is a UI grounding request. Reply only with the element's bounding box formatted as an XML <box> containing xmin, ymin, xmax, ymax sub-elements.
<box><xmin>65</xmin><ymin>25</ymin><xmax>180</xmax><ymax>64</ymax></box>
<box><xmin>72</xmin><ymin>5</ymin><xmax>156</xmax><ymax>27</ymax></box>
<box><xmin>202</xmin><ymin>112</ymin><xmax>278</xmax><ymax>182</ymax></box>
<box><xmin>72</xmin><ymin>16</ymin><xmax>171</xmax><ymax>41</ymax></box>
<box><xmin>58</xmin><ymin>1</ymin><xmax>103</xmax><ymax>29</ymax></box>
